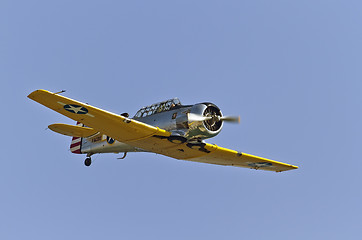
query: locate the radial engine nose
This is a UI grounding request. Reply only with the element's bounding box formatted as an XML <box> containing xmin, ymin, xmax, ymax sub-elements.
<box><xmin>202</xmin><ymin>104</ymin><xmax>223</xmax><ymax>132</ymax></box>
<box><xmin>185</xmin><ymin>103</ymin><xmax>224</xmax><ymax>140</ymax></box>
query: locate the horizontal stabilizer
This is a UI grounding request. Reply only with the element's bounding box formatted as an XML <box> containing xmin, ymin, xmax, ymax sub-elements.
<box><xmin>48</xmin><ymin>123</ymin><xmax>98</xmax><ymax>137</ymax></box>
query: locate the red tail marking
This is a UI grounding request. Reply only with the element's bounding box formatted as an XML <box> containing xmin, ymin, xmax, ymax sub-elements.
<box><xmin>70</xmin><ymin>122</ymin><xmax>83</xmax><ymax>154</ymax></box>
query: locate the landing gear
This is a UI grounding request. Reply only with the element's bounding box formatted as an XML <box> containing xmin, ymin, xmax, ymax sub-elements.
<box><xmin>117</xmin><ymin>152</ymin><xmax>127</xmax><ymax>160</ymax></box>
<box><xmin>84</xmin><ymin>157</ymin><xmax>92</xmax><ymax>166</ymax></box>
<box><xmin>84</xmin><ymin>153</ymin><xmax>93</xmax><ymax>166</ymax></box>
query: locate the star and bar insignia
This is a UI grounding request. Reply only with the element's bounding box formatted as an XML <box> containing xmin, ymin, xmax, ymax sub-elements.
<box><xmin>63</xmin><ymin>104</ymin><xmax>88</xmax><ymax>114</ymax></box>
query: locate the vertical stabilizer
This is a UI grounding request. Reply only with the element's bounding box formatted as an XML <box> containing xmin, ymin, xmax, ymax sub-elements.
<box><xmin>70</xmin><ymin>122</ymin><xmax>83</xmax><ymax>154</ymax></box>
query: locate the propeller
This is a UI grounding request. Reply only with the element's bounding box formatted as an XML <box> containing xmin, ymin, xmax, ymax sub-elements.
<box><xmin>188</xmin><ymin>113</ymin><xmax>240</xmax><ymax>124</ymax></box>
<box><xmin>220</xmin><ymin>115</ymin><xmax>240</xmax><ymax>123</ymax></box>
<box><xmin>204</xmin><ymin>115</ymin><xmax>240</xmax><ymax>123</ymax></box>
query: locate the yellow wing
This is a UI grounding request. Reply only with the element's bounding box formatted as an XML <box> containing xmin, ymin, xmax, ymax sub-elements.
<box><xmin>28</xmin><ymin>89</ymin><xmax>171</xmax><ymax>141</ymax></box>
<box><xmin>28</xmin><ymin>89</ymin><xmax>298</xmax><ymax>172</ymax></box>
<box><xmin>186</xmin><ymin>144</ymin><xmax>298</xmax><ymax>172</ymax></box>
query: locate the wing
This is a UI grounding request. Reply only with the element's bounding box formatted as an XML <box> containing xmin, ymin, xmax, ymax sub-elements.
<box><xmin>28</xmin><ymin>90</ymin><xmax>171</xmax><ymax>142</ymax></box>
<box><xmin>186</xmin><ymin>144</ymin><xmax>298</xmax><ymax>172</ymax></box>
<box><xmin>28</xmin><ymin>89</ymin><xmax>298</xmax><ymax>172</ymax></box>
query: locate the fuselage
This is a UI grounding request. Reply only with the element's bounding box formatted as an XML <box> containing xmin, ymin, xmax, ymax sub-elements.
<box><xmin>80</xmin><ymin>99</ymin><xmax>224</xmax><ymax>155</ymax></box>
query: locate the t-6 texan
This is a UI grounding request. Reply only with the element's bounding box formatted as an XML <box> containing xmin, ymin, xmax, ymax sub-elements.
<box><xmin>28</xmin><ymin>89</ymin><xmax>298</xmax><ymax>172</ymax></box>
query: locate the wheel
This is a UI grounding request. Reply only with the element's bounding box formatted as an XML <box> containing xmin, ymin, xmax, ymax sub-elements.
<box><xmin>168</xmin><ymin>135</ymin><xmax>187</xmax><ymax>144</ymax></box>
<box><xmin>84</xmin><ymin>157</ymin><xmax>92</xmax><ymax>166</ymax></box>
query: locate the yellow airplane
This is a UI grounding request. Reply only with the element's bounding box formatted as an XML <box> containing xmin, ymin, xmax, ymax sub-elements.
<box><xmin>28</xmin><ymin>89</ymin><xmax>298</xmax><ymax>172</ymax></box>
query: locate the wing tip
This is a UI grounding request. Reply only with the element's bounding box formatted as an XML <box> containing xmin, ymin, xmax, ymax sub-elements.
<box><xmin>276</xmin><ymin>164</ymin><xmax>299</xmax><ymax>172</ymax></box>
<box><xmin>27</xmin><ymin>89</ymin><xmax>52</xmax><ymax>100</ymax></box>
<box><xmin>290</xmin><ymin>164</ymin><xmax>299</xmax><ymax>170</ymax></box>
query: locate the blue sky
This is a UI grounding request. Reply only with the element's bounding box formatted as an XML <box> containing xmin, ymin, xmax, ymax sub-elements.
<box><xmin>2</xmin><ymin>1</ymin><xmax>362</xmax><ymax>239</ymax></box>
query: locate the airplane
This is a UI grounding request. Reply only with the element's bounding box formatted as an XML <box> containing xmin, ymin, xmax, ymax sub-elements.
<box><xmin>27</xmin><ymin>89</ymin><xmax>298</xmax><ymax>172</ymax></box>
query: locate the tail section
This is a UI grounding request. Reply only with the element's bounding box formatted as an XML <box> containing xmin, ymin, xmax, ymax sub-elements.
<box><xmin>70</xmin><ymin>122</ymin><xmax>83</xmax><ymax>154</ymax></box>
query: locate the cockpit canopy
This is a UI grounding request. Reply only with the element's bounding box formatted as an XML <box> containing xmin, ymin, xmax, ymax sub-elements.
<box><xmin>134</xmin><ymin>98</ymin><xmax>181</xmax><ymax>118</ymax></box>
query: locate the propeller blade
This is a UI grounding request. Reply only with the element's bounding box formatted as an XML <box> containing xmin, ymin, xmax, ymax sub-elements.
<box><xmin>188</xmin><ymin>113</ymin><xmax>240</xmax><ymax>123</ymax></box>
<box><xmin>220</xmin><ymin>116</ymin><xmax>240</xmax><ymax>123</ymax></box>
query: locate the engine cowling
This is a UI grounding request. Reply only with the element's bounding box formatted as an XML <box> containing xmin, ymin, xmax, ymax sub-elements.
<box><xmin>184</xmin><ymin>103</ymin><xmax>224</xmax><ymax>140</ymax></box>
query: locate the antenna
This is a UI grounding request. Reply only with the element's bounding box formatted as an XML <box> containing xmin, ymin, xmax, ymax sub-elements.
<box><xmin>54</xmin><ymin>90</ymin><xmax>66</xmax><ymax>94</ymax></box>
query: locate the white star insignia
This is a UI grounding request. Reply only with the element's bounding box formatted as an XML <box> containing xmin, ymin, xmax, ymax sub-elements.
<box><xmin>64</xmin><ymin>105</ymin><xmax>87</xmax><ymax>114</ymax></box>
<box><xmin>70</xmin><ymin>106</ymin><xmax>84</xmax><ymax>113</ymax></box>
